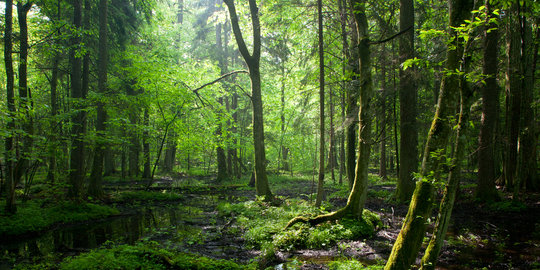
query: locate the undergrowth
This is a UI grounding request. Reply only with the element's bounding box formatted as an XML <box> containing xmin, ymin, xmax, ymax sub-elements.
<box><xmin>0</xmin><ymin>201</ymin><xmax>119</xmax><ymax>237</ymax></box>
<box><xmin>58</xmin><ymin>240</ymin><xmax>251</xmax><ymax>270</ymax></box>
<box><xmin>218</xmin><ymin>198</ymin><xmax>382</xmax><ymax>252</ymax></box>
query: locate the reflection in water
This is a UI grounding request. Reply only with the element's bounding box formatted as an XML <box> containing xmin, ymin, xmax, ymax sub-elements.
<box><xmin>0</xmin><ymin>205</ymin><xmax>203</xmax><ymax>266</ymax></box>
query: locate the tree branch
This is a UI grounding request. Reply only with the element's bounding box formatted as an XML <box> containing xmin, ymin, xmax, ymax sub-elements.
<box><xmin>192</xmin><ymin>70</ymin><xmax>248</xmax><ymax>93</ymax></box>
<box><xmin>369</xmin><ymin>25</ymin><xmax>412</xmax><ymax>45</ymax></box>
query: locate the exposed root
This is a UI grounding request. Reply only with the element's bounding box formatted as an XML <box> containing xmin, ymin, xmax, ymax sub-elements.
<box><xmin>284</xmin><ymin>207</ymin><xmax>349</xmax><ymax>230</ymax></box>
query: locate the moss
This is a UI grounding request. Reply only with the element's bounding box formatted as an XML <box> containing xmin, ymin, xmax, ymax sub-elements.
<box><xmin>60</xmin><ymin>241</ymin><xmax>250</xmax><ymax>270</ymax></box>
<box><xmin>0</xmin><ymin>201</ymin><xmax>119</xmax><ymax>237</ymax></box>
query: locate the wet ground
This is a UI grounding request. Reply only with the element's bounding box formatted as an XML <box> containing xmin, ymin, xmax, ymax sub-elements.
<box><xmin>1</xmin><ymin>176</ymin><xmax>539</xmax><ymax>269</ymax></box>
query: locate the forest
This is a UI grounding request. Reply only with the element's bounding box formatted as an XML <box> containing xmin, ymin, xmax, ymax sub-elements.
<box><xmin>0</xmin><ymin>0</ymin><xmax>538</xmax><ymax>269</ymax></box>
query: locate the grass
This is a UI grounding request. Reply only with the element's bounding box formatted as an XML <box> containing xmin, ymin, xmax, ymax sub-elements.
<box><xmin>0</xmin><ymin>200</ymin><xmax>119</xmax><ymax>237</ymax></box>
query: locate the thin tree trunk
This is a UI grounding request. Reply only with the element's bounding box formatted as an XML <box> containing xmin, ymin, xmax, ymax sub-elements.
<box><xmin>4</xmin><ymin>0</ymin><xmax>16</xmax><ymax>213</ymax></box>
<box><xmin>315</xmin><ymin>0</ymin><xmax>325</xmax><ymax>208</ymax></box>
<box><xmin>142</xmin><ymin>108</ymin><xmax>151</xmax><ymax>179</ymax></box>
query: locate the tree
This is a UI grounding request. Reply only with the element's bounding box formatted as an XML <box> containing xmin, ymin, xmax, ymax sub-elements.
<box><xmin>4</xmin><ymin>0</ymin><xmax>16</xmax><ymax>213</ymax></box>
<box><xmin>385</xmin><ymin>0</ymin><xmax>473</xmax><ymax>268</ymax></box>
<box><xmin>223</xmin><ymin>0</ymin><xmax>273</xmax><ymax>200</ymax></box>
<box><xmin>286</xmin><ymin>0</ymin><xmax>373</xmax><ymax>227</ymax></box>
<box><xmin>476</xmin><ymin>0</ymin><xmax>500</xmax><ymax>201</ymax></box>
<box><xmin>88</xmin><ymin>0</ymin><xmax>109</xmax><ymax>198</ymax></box>
<box><xmin>315</xmin><ymin>0</ymin><xmax>325</xmax><ymax>208</ymax></box>
<box><xmin>396</xmin><ymin>0</ymin><xmax>417</xmax><ymax>202</ymax></box>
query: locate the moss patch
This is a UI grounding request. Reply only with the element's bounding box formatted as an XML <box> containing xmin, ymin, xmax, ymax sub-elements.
<box><xmin>0</xmin><ymin>201</ymin><xmax>119</xmax><ymax>237</ymax></box>
<box><xmin>59</xmin><ymin>241</ymin><xmax>250</xmax><ymax>270</ymax></box>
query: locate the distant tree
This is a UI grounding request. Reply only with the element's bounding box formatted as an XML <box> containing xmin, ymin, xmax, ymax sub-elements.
<box><xmin>315</xmin><ymin>0</ymin><xmax>326</xmax><ymax>207</ymax></box>
<box><xmin>4</xmin><ymin>0</ymin><xmax>16</xmax><ymax>213</ymax></box>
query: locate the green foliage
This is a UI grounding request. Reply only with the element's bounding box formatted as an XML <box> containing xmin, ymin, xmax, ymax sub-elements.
<box><xmin>486</xmin><ymin>200</ymin><xmax>527</xmax><ymax>212</ymax></box>
<box><xmin>60</xmin><ymin>241</ymin><xmax>249</xmax><ymax>270</ymax></box>
<box><xmin>219</xmin><ymin>198</ymin><xmax>381</xmax><ymax>252</ymax></box>
<box><xmin>328</xmin><ymin>259</ymin><xmax>385</xmax><ymax>270</ymax></box>
<box><xmin>0</xmin><ymin>201</ymin><xmax>119</xmax><ymax>237</ymax></box>
<box><xmin>115</xmin><ymin>191</ymin><xmax>182</xmax><ymax>202</ymax></box>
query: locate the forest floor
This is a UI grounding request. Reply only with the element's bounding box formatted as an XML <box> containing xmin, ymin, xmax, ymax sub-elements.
<box><xmin>134</xmin><ymin>174</ymin><xmax>540</xmax><ymax>269</ymax></box>
<box><xmin>2</xmin><ymin>174</ymin><xmax>539</xmax><ymax>269</ymax></box>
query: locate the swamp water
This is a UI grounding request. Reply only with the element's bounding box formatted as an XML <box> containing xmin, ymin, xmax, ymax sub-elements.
<box><xmin>0</xmin><ymin>194</ymin><xmax>252</xmax><ymax>269</ymax></box>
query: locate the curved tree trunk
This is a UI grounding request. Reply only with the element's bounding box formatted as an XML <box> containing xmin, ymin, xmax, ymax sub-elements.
<box><xmin>224</xmin><ymin>0</ymin><xmax>273</xmax><ymax>200</ymax></box>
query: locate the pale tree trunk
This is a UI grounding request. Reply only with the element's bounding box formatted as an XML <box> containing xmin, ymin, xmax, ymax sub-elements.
<box><xmin>385</xmin><ymin>0</ymin><xmax>473</xmax><ymax>268</ymax></box>
<box><xmin>215</xmin><ymin>22</ymin><xmax>229</xmax><ymax>182</ymax></box>
<box><xmin>142</xmin><ymin>108</ymin><xmax>151</xmax><ymax>179</ymax></box>
<box><xmin>89</xmin><ymin>0</ymin><xmax>108</xmax><ymax>198</ymax></box>
<box><xmin>224</xmin><ymin>0</ymin><xmax>273</xmax><ymax>199</ymax></box>
<box><xmin>315</xmin><ymin>0</ymin><xmax>325</xmax><ymax>208</ymax></box>
<box><xmin>396</xmin><ymin>0</ymin><xmax>417</xmax><ymax>202</ymax></box>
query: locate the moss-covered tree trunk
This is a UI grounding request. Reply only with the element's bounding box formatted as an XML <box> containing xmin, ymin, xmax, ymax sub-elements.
<box><xmin>384</xmin><ymin>0</ymin><xmax>473</xmax><ymax>268</ymax></box>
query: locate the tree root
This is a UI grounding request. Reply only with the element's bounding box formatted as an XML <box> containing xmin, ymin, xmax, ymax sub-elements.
<box><xmin>284</xmin><ymin>207</ymin><xmax>350</xmax><ymax>230</ymax></box>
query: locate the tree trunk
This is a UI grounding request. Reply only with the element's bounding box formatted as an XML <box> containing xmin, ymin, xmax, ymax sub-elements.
<box><xmin>224</xmin><ymin>0</ymin><xmax>273</xmax><ymax>200</ymax></box>
<box><xmin>14</xmin><ymin>1</ymin><xmax>34</xmax><ymax>187</ymax></box>
<box><xmin>503</xmin><ymin>3</ymin><xmax>522</xmax><ymax>191</ymax></box>
<box><xmin>215</xmin><ymin>22</ymin><xmax>229</xmax><ymax>182</ymax></box>
<box><xmin>385</xmin><ymin>0</ymin><xmax>473</xmax><ymax>268</ymax></box>
<box><xmin>142</xmin><ymin>108</ymin><xmax>151</xmax><ymax>179</ymax></box>
<box><xmin>379</xmin><ymin>51</ymin><xmax>388</xmax><ymax>180</ymax></box>
<box><xmin>476</xmin><ymin>0</ymin><xmax>500</xmax><ymax>201</ymax></box>
<box><xmin>4</xmin><ymin>0</ymin><xmax>16</xmax><ymax>213</ymax></box>
<box><xmin>89</xmin><ymin>0</ymin><xmax>108</xmax><ymax>198</ymax></box>
<box><xmin>68</xmin><ymin>0</ymin><xmax>85</xmax><ymax>199</ymax></box>
<box><xmin>396</xmin><ymin>0</ymin><xmax>417</xmax><ymax>202</ymax></box>
<box><xmin>315</xmin><ymin>0</ymin><xmax>325</xmax><ymax>208</ymax></box>
<box><xmin>518</xmin><ymin>9</ymin><xmax>537</xmax><ymax>192</ymax></box>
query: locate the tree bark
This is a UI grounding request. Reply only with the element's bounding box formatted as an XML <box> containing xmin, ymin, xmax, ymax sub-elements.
<box><xmin>89</xmin><ymin>0</ymin><xmax>109</xmax><ymax>198</ymax></box>
<box><xmin>396</xmin><ymin>0</ymin><xmax>417</xmax><ymax>202</ymax></box>
<box><xmin>68</xmin><ymin>0</ymin><xmax>85</xmax><ymax>199</ymax></box>
<box><xmin>476</xmin><ymin>0</ymin><xmax>500</xmax><ymax>201</ymax></box>
<box><xmin>4</xmin><ymin>0</ymin><xmax>16</xmax><ymax>213</ymax></box>
<box><xmin>315</xmin><ymin>0</ymin><xmax>325</xmax><ymax>208</ymax></box>
<box><xmin>224</xmin><ymin>0</ymin><xmax>273</xmax><ymax>200</ymax></box>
